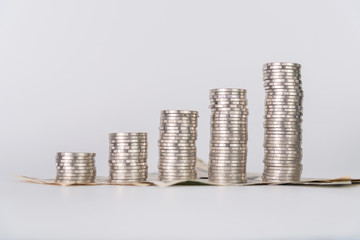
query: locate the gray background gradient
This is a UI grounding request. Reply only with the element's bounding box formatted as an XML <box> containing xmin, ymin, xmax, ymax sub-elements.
<box><xmin>1</xmin><ymin>1</ymin><xmax>360</xmax><ymax>239</ymax></box>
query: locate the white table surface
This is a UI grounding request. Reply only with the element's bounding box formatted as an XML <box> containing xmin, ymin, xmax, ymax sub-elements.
<box><xmin>1</xmin><ymin>176</ymin><xmax>359</xmax><ymax>240</ymax></box>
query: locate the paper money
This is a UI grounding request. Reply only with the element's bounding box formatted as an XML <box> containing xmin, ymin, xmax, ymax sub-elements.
<box><xmin>18</xmin><ymin>159</ymin><xmax>360</xmax><ymax>187</ymax></box>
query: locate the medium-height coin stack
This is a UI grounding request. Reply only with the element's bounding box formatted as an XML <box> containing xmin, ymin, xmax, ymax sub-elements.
<box><xmin>209</xmin><ymin>88</ymin><xmax>249</xmax><ymax>184</ymax></box>
<box><xmin>55</xmin><ymin>152</ymin><xmax>96</xmax><ymax>183</ymax></box>
<box><xmin>158</xmin><ymin>110</ymin><xmax>198</xmax><ymax>181</ymax></box>
<box><xmin>262</xmin><ymin>62</ymin><xmax>303</xmax><ymax>182</ymax></box>
<box><xmin>108</xmin><ymin>132</ymin><xmax>148</xmax><ymax>183</ymax></box>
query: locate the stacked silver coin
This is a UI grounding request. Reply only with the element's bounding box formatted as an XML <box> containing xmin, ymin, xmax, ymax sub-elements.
<box><xmin>262</xmin><ymin>62</ymin><xmax>303</xmax><ymax>182</ymax></box>
<box><xmin>209</xmin><ymin>88</ymin><xmax>249</xmax><ymax>184</ymax></box>
<box><xmin>55</xmin><ymin>152</ymin><xmax>96</xmax><ymax>183</ymax></box>
<box><xmin>158</xmin><ymin>110</ymin><xmax>198</xmax><ymax>181</ymax></box>
<box><xmin>108</xmin><ymin>132</ymin><xmax>148</xmax><ymax>183</ymax></box>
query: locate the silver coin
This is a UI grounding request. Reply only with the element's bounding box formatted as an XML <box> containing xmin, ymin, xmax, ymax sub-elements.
<box><xmin>159</xmin><ymin>159</ymin><xmax>196</xmax><ymax>163</ymax></box>
<box><xmin>263</xmin><ymin>64</ymin><xmax>300</xmax><ymax>69</ymax></box>
<box><xmin>210</xmin><ymin>155</ymin><xmax>247</xmax><ymax>159</ymax></box>
<box><xmin>264</xmin><ymin>141</ymin><xmax>301</xmax><ymax>146</ymax></box>
<box><xmin>210</xmin><ymin>88</ymin><xmax>247</xmax><ymax>92</ymax></box>
<box><xmin>210</xmin><ymin>158</ymin><xmax>247</xmax><ymax>163</ymax></box>
<box><xmin>159</xmin><ymin>177</ymin><xmax>196</xmax><ymax>181</ymax></box>
<box><xmin>159</xmin><ymin>142</ymin><xmax>196</xmax><ymax>146</ymax></box>
<box><xmin>264</xmin><ymin>126</ymin><xmax>302</xmax><ymax>131</ymax></box>
<box><xmin>110</xmin><ymin>141</ymin><xmax>148</xmax><ymax>145</ymax></box>
<box><xmin>56</xmin><ymin>156</ymin><xmax>95</xmax><ymax>160</ymax></box>
<box><xmin>263</xmin><ymin>68</ymin><xmax>300</xmax><ymax>73</ymax></box>
<box><xmin>110</xmin><ymin>172</ymin><xmax>147</xmax><ymax>176</ymax></box>
<box><xmin>109</xmin><ymin>146</ymin><xmax>147</xmax><ymax>150</ymax></box>
<box><xmin>162</xmin><ymin>110</ymin><xmax>198</xmax><ymax>114</ymax></box>
<box><xmin>265</xmin><ymin>94</ymin><xmax>302</xmax><ymax>99</ymax></box>
<box><xmin>159</xmin><ymin>140</ymin><xmax>197</xmax><ymax>144</ymax></box>
<box><xmin>264</xmin><ymin>78</ymin><xmax>302</xmax><ymax>83</ymax></box>
<box><xmin>210</xmin><ymin>148</ymin><xmax>247</xmax><ymax>152</ymax></box>
<box><xmin>109</xmin><ymin>179</ymin><xmax>146</xmax><ymax>183</ymax></box>
<box><xmin>211</xmin><ymin>138</ymin><xmax>248</xmax><ymax>142</ymax></box>
<box><xmin>265</xmin><ymin>134</ymin><xmax>302</xmax><ymax>139</ymax></box>
<box><xmin>210</xmin><ymin>112</ymin><xmax>249</xmax><ymax>116</ymax></box>
<box><xmin>159</xmin><ymin>153</ymin><xmax>197</xmax><ymax>158</ymax></box>
<box><xmin>159</xmin><ymin>173</ymin><xmax>196</xmax><ymax>177</ymax></box>
<box><xmin>160</xmin><ymin>117</ymin><xmax>198</xmax><ymax>122</ymax></box>
<box><xmin>109</xmin><ymin>165</ymin><xmax>147</xmax><ymax>169</ymax></box>
<box><xmin>56</xmin><ymin>165</ymin><xmax>96</xmax><ymax>170</ymax></box>
<box><xmin>209</xmin><ymin>173</ymin><xmax>247</xmax><ymax>178</ymax></box>
<box><xmin>161</xmin><ymin>123</ymin><xmax>198</xmax><ymax>127</ymax></box>
<box><xmin>210</xmin><ymin>138</ymin><xmax>248</xmax><ymax>143</ymax></box>
<box><xmin>56</xmin><ymin>159</ymin><xmax>95</xmax><ymax>163</ymax></box>
<box><xmin>109</xmin><ymin>155</ymin><xmax>147</xmax><ymax>159</ymax></box>
<box><xmin>158</xmin><ymin>164</ymin><xmax>196</xmax><ymax>169</ymax></box>
<box><xmin>56</xmin><ymin>163</ymin><xmax>96</xmax><ymax>167</ymax></box>
<box><xmin>264</xmin><ymin>152</ymin><xmax>301</xmax><ymax>157</ymax></box>
<box><xmin>56</xmin><ymin>168</ymin><xmax>96</xmax><ymax>173</ymax></box>
<box><xmin>210</xmin><ymin>151</ymin><xmax>248</xmax><ymax>155</ymax></box>
<box><xmin>264</xmin><ymin>83</ymin><xmax>302</xmax><ymax>88</ymax></box>
<box><xmin>159</xmin><ymin>157</ymin><xmax>196</xmax><ymax>161</ymax></box>
<box><xmin>265</xmin><ymin>127</ymin><xmax>302</xmax><ymax>131</ymax></box>
<box><xmin>264</xmin><ymin>120</ymin><xmax>302</xmax><ymax>125</ymax></box>
<box><xmin>56</xmin><ymin>152</ymin><xmax>95</xmax><ymax>157</ymax></box>
<box><xmin>110</xmin><ymin>132</ymin><xmax>147</xmax><ymax>136</ymax></box>
<box><xmin>263</xmin><ymin>143</ymin><xmax>302</xmax><ymax>148</ymax></box>
<box><xmin>209</xmin><ymin>166</ymin><xmax>246</xmax><ymax>170</ymax></box>
<box><xmin>266</xmin><ymin>105</ymin><xmax>303</xmax><ymax>109</ymax></box>
<box><xmin>109</xmin><ymin>161</ymin><xmax>147</xmax><ymax>165</ymax></box>
<box><xmin>160</xmin><ymin>131</ymin><xmax>197</xmax><ymax>135</ymax></box>
<box><xmin>264</xmin><ymin>149</ymin><xmax>302</xmax><ymax>157</ymax></box>
<box><xmin>263</xmin><ymin>169</ymin><xmax>302</xmax><ymax>174</ymax></box>
<box><xmin>158</xmin><ymin>169</ymin><xmax>195</xmax><ymax>173</ymax></box>
<box><xmin>210</xmin><ymin>101</ymin><xmax>248</xmax><ymax>106</ymax></box>
<box><xmin>110</xmin><ymin>169</ymin><xmax>148</xmax><ymax>173</ymax></box>
<box><xmin>263</xmin><ymin>160</ymin><xmax>301</xmax><ymax>165</ymax></box>
<box><xmin>264</xmin><ymin>147</ymin><xmax>302</xmax><ymax>152</ymax></box>
<box><xmin>263</xmin><ymin>62</ymin><xmax>300</xmax><ymax>67</ymax></box>
<box><xmin>211</xmin><ymin>116</ymin><xmax>248</xmax><ymax>120</ymax></box>
<box><xmin>210</xmin><ymin>103</ymin><xmax>247</xmax><ymax>108</ymax></box>
<box><xmin>210</xmin><ymin>92</ymin><xmax>247</xmax><ymax>97</ymax></box>
<box><xmin>108</xmin><ymin>158</ymin><xmax>147</xmax><ymax>162</ymax></box>
<box><xmin>265</xmin><ymin>99</ymin><xmax>302</xmax><ymax>103</ymax></box>
<box><xmin>264</xmin><ymin>157</ymin><xmax>302</xmax><ymax>162</ymax></box>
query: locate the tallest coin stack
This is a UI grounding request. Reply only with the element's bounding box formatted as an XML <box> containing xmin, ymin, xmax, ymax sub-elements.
<box><xmin>262</xmin><ymin>62</ymin><xmax>303</xmax><ymax>182</ymax></box>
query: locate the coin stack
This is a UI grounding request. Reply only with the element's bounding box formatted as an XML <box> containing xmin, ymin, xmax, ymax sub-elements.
<box><xmin>208</xmin><ymin>88</ymin><xmax>249</xmax><ymax>184</ymax></box>
<box><xmin>158</xmin><ymin>110</ymin><xmax>198</xmax><ymax>181</ymax></box>
<box><xmin>108</xmin><ymin>132</ymin><xmax>148</xmax><ymax>183</ymax></box>
<box><xmin>262</xmin><ymin>62</ymin><xmax>303</xmax><ymax>182</ymax></box>
<box><xmin>55</xmin><ymin>152</ymin><xmax>96</xmax><ymax>183</ymax></box>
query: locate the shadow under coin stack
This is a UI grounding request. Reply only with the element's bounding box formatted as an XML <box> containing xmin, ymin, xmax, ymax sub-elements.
<box><xmin>262</xmin><ymin>62</ymin><xmax>303</xmax><ymax>182</ymax></box>
<box><xmin>108</xmin><ymin>133</ymin><xmax>148</xmax><ymax>183</ymax></box>
<box><xmin>209</xmin><ymin>88</ymin><xmax>249</xmax><ymax>184</ymax></box>
<box><xmin>158</xmin><ymin>110</ymin><xmax>198</xmax><ymax>181</ymax></box>
<box><xmin>55</xmin><ymin>152</ymin><xmax>96</xmax><ymax>183</ymax></box>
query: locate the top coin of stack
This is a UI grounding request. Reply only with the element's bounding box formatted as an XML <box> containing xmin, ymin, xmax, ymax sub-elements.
<box><xmin>208</xmin><ymin>88</ymin><xmax>249</xmax><ymax>184</ymax></box>
<box><xmin>55</xmin><ymin>152</ymin><xmax>96</xmax><ymax>183</ymax></box>
<box><xmin>262</xmin><ymin>62</ymin><xmax>303</xmax><ymax>182</ymax></box>
<box><xmin>108</xmin><ymin>132</ymin><xmax>148</xmax><ymax>183</ymax></box>
<box><xmin>158</xmin><ymin>110</ymin><xmax>198</xmax><ymax>181</ymax></box>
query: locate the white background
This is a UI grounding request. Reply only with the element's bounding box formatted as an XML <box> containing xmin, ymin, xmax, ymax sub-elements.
<box><xmin>1</xmin><ymin>1</ymin><xmax>360</xmax><ymax>239</ymax></box>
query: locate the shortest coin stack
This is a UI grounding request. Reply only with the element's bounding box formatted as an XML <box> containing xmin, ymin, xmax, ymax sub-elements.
<box><xmin>108</xmin><ymin>132</ymin><xmax>148</xmax><ymax>183</ymax></box>
<box><xmin>56</xmin><ymin>152</ymin><xmax>96</xmax><ymax>183</ymax></box>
